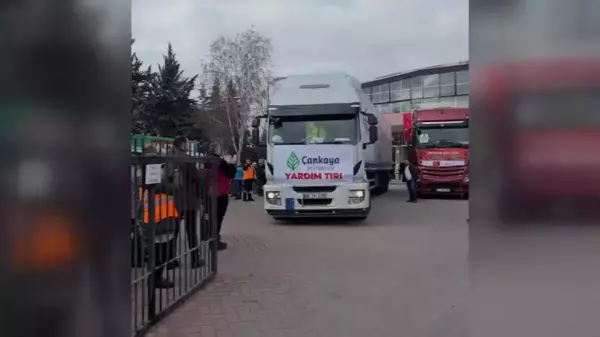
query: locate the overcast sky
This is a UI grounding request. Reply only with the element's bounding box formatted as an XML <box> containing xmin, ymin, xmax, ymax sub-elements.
<box><xmin>132</xmin><ymin>0</ymin><xmax>468</xmax><ymax>83</ymax></box>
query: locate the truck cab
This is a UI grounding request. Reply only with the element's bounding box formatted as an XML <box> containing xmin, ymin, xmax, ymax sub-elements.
<box><xmin>251</xmin><ymin>73</ymin><xmax>393</xmax><ymax>220</ymax></box>
<box><xmin>403</xmin><ymin>108</ymin><xmax>469</xmax><ymax>197</ymax></box>
<box><xmin>478</xmin><ymin>59</ymin><xmax>600</xmax><ymax>221</ymax></box>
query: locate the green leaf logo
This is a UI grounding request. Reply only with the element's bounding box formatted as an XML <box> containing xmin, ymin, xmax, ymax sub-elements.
<box><xmin>286</xmin><ymin>152</ymin><xmax>300</xmax><ymax>170</ymax></box>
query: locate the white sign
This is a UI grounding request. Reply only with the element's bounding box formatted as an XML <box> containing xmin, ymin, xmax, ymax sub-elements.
<box><xmin>418</xmin><ymin>134</ymin><xmax>429</xmax><ymax>143</ymax></box>
<box><xmin>421</xmin><ymin>160</ymin><xmax>466</xmax><ymax>167</ymax></box>
<box><xmin>144</xmin><ymin>164</ymin><xmax>163</xmax><ymax>184</ymax></box>
<box><xmin>273</xmin><ymin>145</ymin><xmax>354</xmax><ymax>182</ymax></box>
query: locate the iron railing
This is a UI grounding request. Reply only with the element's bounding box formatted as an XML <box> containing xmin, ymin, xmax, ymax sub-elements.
<box><xmin>131</xmin><ymin>151</ymin><xmax>220</xmax><ymax>337</ymax></box>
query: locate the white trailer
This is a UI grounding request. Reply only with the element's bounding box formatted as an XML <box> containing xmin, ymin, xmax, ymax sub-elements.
<box><xmin>251</xmin><ymin>72</ymin><xmax>393</xmax><ymax>220</ymax></box>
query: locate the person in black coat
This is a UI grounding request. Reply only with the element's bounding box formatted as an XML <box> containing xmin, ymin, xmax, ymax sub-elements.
<box><xmin>400</xmin><ymin>160</ymin><xmax>419</xmax><ymax>203</ymax></box>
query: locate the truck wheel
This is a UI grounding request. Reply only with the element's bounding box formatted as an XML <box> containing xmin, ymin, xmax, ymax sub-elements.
<box><xmin>371</xmin><ymin>173</ymin><xmax>389</xmax><ymax>196</ymax></box>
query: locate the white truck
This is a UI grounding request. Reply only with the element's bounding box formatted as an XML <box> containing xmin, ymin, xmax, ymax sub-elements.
<box><xmin>251</xmin><ymin>73</ymin><xmax>393</xmax><ymax>220</ymax></box>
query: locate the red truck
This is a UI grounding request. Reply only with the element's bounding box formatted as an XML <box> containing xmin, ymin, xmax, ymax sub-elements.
<box><xmin>403</xmin><ymin>108</ymin><xmax>469</xmax><ymax>198</ymax></box>
<box><xmin>478</xmin><ymin>59</ymin><xmax>600</xmax><ymax>221</ymax></box>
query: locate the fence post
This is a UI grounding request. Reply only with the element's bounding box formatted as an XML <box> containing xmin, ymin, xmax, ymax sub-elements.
<box><xmin>209</xmin><ymin>160</ymin><xmax>218</xmax><ymax>274</ymax></box>
<box><xmin>146</xmin><ymin>185</ymin><xmax>157</xmax><ymax>321</ymax></box>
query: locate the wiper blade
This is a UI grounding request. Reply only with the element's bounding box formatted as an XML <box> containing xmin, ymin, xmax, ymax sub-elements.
<box><xmin>316</xmin><ymin>141</ymin><xmax>348</xmax><ymax>144</ymax></box>
<box><xmin>276</xmin><ymin>142</ymin><xmax>306</xmax><ymax>145</ymax></box>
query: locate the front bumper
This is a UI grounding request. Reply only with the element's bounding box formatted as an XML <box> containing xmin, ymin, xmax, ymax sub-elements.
<box><xmin>263</xmin><ymin>182</ymin><xmax>370</xmax><ymax>218</ymax></box>
<box><xmin>417</xmin><ymin>181</ymin><xmax>469</xmax><ymax>195</ymax></box>
<box><xmin>266</xmin><ymin>208</ymin><xmax>370</xmax><ymax>218</ymax></box>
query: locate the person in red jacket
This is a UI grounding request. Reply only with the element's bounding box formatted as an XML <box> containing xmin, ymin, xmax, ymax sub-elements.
<box><xmin>204</xmin><ymin>144</ymin><xmax>237</xmax><ymax>250</ymax></box>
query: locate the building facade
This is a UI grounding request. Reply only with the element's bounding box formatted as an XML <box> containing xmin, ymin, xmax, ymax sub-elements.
<box><xmin>361</xmin><ymin>61</ymin><xmax>469</xmax><ymax>114</ymax></box>
<box><xmin>361</xmin><ymin>61</ymin><xmax>469</xmax><ymax>172</ymax></box>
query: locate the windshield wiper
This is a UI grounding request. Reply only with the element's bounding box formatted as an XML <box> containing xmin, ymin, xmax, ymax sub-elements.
<box><xmin>275</xmin><ymin>142</ymin><xmax>306</xmax><ymax>145</ymax></box>
<box><xmin>438</xmin><ymin>141</ymin><xmax>468</xmax><ymax>148</ymax></box>
<box><xmin>315</xmin><ymin>141</ymin><xmax>351</xmax><ymax>144</ymax></box>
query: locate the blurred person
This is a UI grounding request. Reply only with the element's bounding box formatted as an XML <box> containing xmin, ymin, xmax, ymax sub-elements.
<box><xmin>242</xmin><ymin>159</ymin><xmax>255</xmax><ymax>201</ymax></box>
<box><xmin>139</xmin><ymin>144</ymin><xmax>178</xmax><ymax>288</ymax></box>
<box><xmin>204</xmin><ymin>143</ymin><xmax>236</xmax><ymax>250</ymax></box>
<box><xmin>400</xmin><ymin>160</ymin><xmax>418</xmax><ymax>203</ymax></box>
<box><xmin>234</xmin><ymin>164</ymin><xmax>243</xmax><ymax>199</ymax></box>
<box><xmin>165</xmin><ymin>137</ymin><xmax>204</xmax><ymax>268</ymax></box>
<box><xmin>255</xmin><ymin>161</ymin><xmax>266</xmax><ymax>197</ymax></box>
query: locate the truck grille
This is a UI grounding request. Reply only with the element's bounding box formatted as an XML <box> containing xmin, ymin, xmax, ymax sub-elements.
<box><xmin>293</xmin><ymin>186</ymin><xmax>337</xmax><ymax>193</ymax></box>
<box><xmin>420</xmin><ymin>166</ymin><xmax>466</xmax><ymax>181</ymax></box>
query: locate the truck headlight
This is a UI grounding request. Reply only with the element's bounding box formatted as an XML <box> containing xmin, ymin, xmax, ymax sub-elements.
<box><xmin>349</xmin><ymin>190</ymin><xmax>366</xmax><ymax>204</ymax></box>
<box><xmin>349</xmin><ymin>190</ymin><xmax>365</xmax><ymax>198</ymax></box>
<box><xmin>266</xmin><ymin>191</ymin><xmax>280</xmax><ymax>199</ymax></box>
<box><xmin>463</xmin><ymin>175</ymin><xmax>469</xmax><ymax>183</ymax></box>
<box><xmin>266</xmin><ymin>191</ymin><xmax>281</xmax><ymax>205</ymax></box>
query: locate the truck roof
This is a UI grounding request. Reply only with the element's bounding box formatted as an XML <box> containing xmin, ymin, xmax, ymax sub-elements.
<box><xmin>270</xmin><ymin>73</ymin><xmax>363</xmax><ymax>106</ymax></box>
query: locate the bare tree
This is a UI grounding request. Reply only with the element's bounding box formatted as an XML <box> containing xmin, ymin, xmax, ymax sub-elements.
<box><xmin>202</xmin><ymin>27</ymin><xmax>273</xmax><ymax>162</ymax></box>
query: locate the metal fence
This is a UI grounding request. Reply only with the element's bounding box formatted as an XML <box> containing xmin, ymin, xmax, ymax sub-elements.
<box><xmin>131</xmin><ymin>151</ymin><xmax>220</xmax><ymax>337</ymax></box>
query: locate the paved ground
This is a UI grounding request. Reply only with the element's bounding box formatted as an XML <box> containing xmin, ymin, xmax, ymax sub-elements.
<box><xmin>147</xmin><ymin>183</ymin><xmax>468</xmax><ymax>337</ymax></box>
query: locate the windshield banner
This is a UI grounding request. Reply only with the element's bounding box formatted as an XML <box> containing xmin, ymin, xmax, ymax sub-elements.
<box><xmin>418</xmin><ymin>149</ymin><xmax>468</xmax><ymax>167</ymax></box>
<box><xmin>273</xmin><ymin>145</ymin><xmax>354</xmax><ymax>183</ymax></box>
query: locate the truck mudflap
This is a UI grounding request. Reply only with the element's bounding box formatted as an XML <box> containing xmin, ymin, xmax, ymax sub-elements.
<box><xmin>267</xmin><ymin>207</ymin><xmax>370</xmax><ymax>219</ymax></box>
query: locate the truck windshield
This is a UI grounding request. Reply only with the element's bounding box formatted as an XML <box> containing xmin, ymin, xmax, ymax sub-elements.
<box><xmin>513</xmin><ymin>89</ymin><xmax>600</xmax><ymax>129</ymax></box>
<box><xmin>269</xmin><ymin>114</ymin><xmax>357</xmax><ymax>145</ymax></box>
<box><xmin>414</xmin><ymin>127</ymin><xmax>469</xmax><ymax>148</ymax></box>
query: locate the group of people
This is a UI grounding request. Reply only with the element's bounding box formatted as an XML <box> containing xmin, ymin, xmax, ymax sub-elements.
<box><xmin>131</xmin><ymin>138</ymin><xmax>237</xmax><ymax>289</ymax></box>
<box><xmin>232</xmin><ymin>159</ymin><xmax>266</xmax><ymax>201</ymax></box>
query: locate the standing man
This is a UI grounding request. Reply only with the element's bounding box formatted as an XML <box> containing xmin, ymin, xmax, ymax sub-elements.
<box><xmin>401</xmin><ymin>159</ymin><xmax>419</xmax><ymax>203</ymax></box>
<box><xmin>205</xmin><ymin>143</ymin><xmax>237</xmax><ymax>250</ymax></box>
<box><xmin>255</xmin><ymin>160</ymin><xmax>266</xmax><ymax>197</ymax></box>
<box><xmin>165</xmin><ymin>137</ymin><xmax>204</xmax><ymax>268</ymax></box>
<box><xmin>242</xmin><ymin>159</ymin><xmax>255</xmax><ymax>202</ymax></box>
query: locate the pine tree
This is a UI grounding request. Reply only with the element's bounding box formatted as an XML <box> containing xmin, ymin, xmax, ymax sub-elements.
<box><xmin>131</xmin><ymin>39</ymin><xmax>154</xmax><ymax>134</ymax></box>
<box><xmin>147</xmin><ymin>43</ymin><xmax>197</xmax><ymax>137</ymax></box>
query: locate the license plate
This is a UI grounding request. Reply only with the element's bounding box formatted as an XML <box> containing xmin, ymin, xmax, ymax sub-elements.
<box><xmin>436</xmin><ymin>188</ymin><xmax>451</xmax><ymax>192</ymax></box>
<box><xmin>303</xmin><ymin>193</ymin><xmax>327</xmax><ymax>199</ymax></box>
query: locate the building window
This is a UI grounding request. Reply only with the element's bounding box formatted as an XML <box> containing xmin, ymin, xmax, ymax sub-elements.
<box><xmin>440</xmin><ymin>72</ymin><xmax>456</xmax><ymax>96</ymax></box>
<box><xmin>422</xmin><ymin>74</ymin><xmax>440</xmax><ymax>98</ymax></box>
<box><xmin>420</xmin><ymin>97</ymin><xmax>441</xmax><ymax>109</ymax></box>
<box><xmin>371</xmin><ymin>85</ymin><xmax>381</xmax><ymax>103</ymax></box>
<box><xmin>439</xmin><ymin>96</ymin><xmax>458</xmax><ymax>107</ymax></box>
<box><xmin>380</xmin><ymin>83</ymin><xmax>390</xmax><ymax>103</ymax></box>
<box><xmin>377</xmin><ymin>103</ymin><xmax>391</xmax><ymax>113</ymax></box>
<box><xmin>410</xmin><ymin>76</ymin><xmax>423</xmax><ymax>99</ymax></box>
<box><xmin>391</xmin><ymin>101</ymin><xmax>411</xmax><ymax>113</ymax></box>
<box><xmin>456</xmin><ymin>95</ymin><xmax>469</xmax><ymax>107</ymax></box>
<box><xmin>456</xmin><ymin>70</ymin><xmax>469</xmax><ymax>95</ymax></box>
<box><xmin>391</xmin><ymin>79</ymin><xmax>410</xmax><ymax>101</ymax></box>
<box><xmin>411</xmin><ymin>98</ymin><xmax>422</xmax><ymax>109</ymax></box>
<box><xmin>372</xmin><ymin>84</ymin><xmax>390</xmax><ymax>103</ymax></box>
<box><xmin>364</xmin><ymin>87</ymin><xmax>372</xmax><ymax>102</ymax></box>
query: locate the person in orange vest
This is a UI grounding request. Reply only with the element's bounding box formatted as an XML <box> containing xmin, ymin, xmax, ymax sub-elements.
<box><xmin>139</xmin><ymin>144</ymin><xmax>180</xmax><ymax>288</ymax></box>
<box><xmin>164</xmin><ymin>137</ymin><xmax>205</xmax><ymax>267</ymax></box>
<box><xmin>242</xmin><ymin>159</ymin><xmax>255</xmax><ymax>201</ymax></box>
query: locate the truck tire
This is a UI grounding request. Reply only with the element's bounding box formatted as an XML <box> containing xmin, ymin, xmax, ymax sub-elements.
<box><xmin>373</xmin><ymin>172</ymin><xmax>390</xmax><ymax>195</ymax></box>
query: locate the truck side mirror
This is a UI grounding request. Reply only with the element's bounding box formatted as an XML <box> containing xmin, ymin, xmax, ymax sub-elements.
<box><xmin>251</xmin><ymin>128</ymin><xmax>260</xmax><ymax>146</ymax></box>
<box><xmin>251</xmin><ymin>116</ymin><xmax>266</xmax><ymax>147</ymax></box>
<box><xmin>369</xmin><ymin>125</ymin><xmax>378</xmax><ymax>143</ymax></box>
<box><xmin>367</xmin><ymin>113</ymin><xmax>378</xmax><ymax>125</ymax></box>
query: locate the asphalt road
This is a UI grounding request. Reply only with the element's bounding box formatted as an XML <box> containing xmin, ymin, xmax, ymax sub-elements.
<box><xmin>147</xmin><ymin>183</ymin><xmax>468</xmax><ymax>337</ymax></box>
